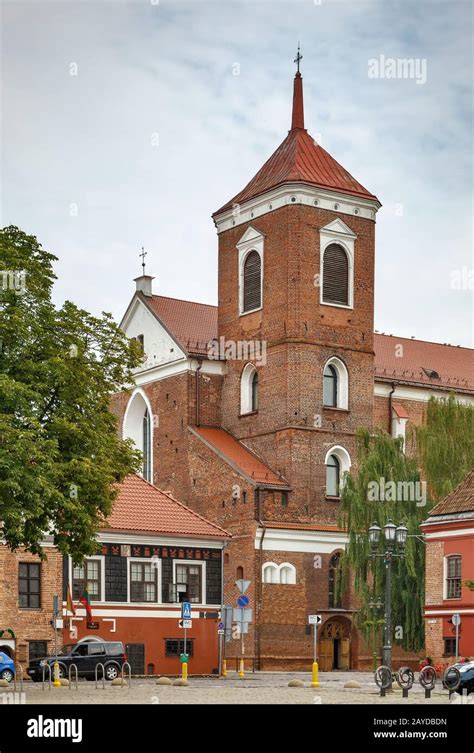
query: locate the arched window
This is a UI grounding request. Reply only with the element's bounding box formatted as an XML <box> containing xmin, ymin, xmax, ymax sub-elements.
<box><xmin>280</xmin><ymin>563</ymin><xmax>296</xmax><ymax>585</ymax></box>
<box><xmin>328</xmin><ymin>553</ymin><xmax>341</xmax><ymax>608</ymax></box>
<box><xmin>123</xmin><ymin>390</ymin><xmax>153</xmax><ymax>482</ymax></box>
<box><xmin>236</xmin><ymin>566</ymin><xmax>244</xmax><ymax>580</ymax></box>
<box><xmin>240</xmin><ymin>363</ymin><xmax>259</xmax><ymax>415</ymax></box>
<box><xmin>263</xmin><ymin>562</ymin><xmax>279</xmax><ymax>584</ymax></box>
<box><xmin>323</xmin><ymin>364</ymin><xmax>337</xmax><ymax>407</ymax></box>
<box><xmin>325</xmin><ymin>446</ymin><xmax>351</xmax><ymax>498</ymax></box>
<box><xmin>326</xmin><ymin>455</ymin><xmax>340</xmax><ymax>497</ymax></box>
<box><xmin>242</xmin><ymin>250</ymin><xmax>262</xmax><ymax>313</ymax></box>
<box><xmin>323</xmin><ymin>357</ymin><xmax>349</xmax><ymax>409</ymax></box>
<box><xmin>322</xmin><ymin>243</ymin><xmax>349</xmax><ymax>306</ymax></box>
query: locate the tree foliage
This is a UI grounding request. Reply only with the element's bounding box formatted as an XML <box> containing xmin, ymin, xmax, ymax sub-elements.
<box><xmin>0</xmin><ymin>226</ymin><xmax>142</xmax><ymax>560</ymax></box>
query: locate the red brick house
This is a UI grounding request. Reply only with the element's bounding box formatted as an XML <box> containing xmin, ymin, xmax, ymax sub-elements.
<box><xmin>421</xmin><ymin>471</ymin><xmax>474</xmax><ymax>663</ymax></box>
<box><xmin>113</xmin><ymin>65</ymin><xmax>474</xmax><ymax>670</ymax></box>
<box><xmin>62</xmin><ymin>474</ymin><xmax>230</xmax><ymax>675</ymax></box>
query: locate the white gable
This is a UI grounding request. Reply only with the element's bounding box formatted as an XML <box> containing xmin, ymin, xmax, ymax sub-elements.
<box><xmin>123</xmin><ymin>298</ymin><xmax>187</xmax><ymax>371</ymax></box>
<box><xmin>320</xmin><ymin>218</ymin><xmax>357</xmax><ymax>239</ymax></box>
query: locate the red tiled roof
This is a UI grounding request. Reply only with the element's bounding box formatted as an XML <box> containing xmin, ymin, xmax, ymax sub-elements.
<box><xmin>427</xmin><ymin>471</ymin><xmax>474</xmax><ymax>517</ymax></box>
<box><xmin>392</xmin><ymin>403</ymin><xmax>410</xmax><ymax>419</ymax></box>
<box><xmin>145</xmin><ymin>294</ymin><xmax>217</xmax><ymax>357</ymax></box>
<box><xmin>374</xmin><ymin>334</ymin><xmax>474</xmax><ymax>392</ymax></box>
<box><xmin>102</xmin><ymin>474</ymin><xmax>230</xmax><ymax>539</ymax></box>
<box><xmin>138</xmin><ymin>295</ymin><xmax>474</xmax><ymax>391</ymax></box>
<box><xmin>214</xmin><ymin>73</ymin><xmax>378</xmax><ymax>216</ymax></box>
<box><xmin>191</xmin><ymin>426</ymin><xmax>289</xmax><ymax>487</ymax></box>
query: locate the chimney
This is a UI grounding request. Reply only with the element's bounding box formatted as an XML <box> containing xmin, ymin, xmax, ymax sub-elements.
<box><xmin>134</xmin><ymin>275</ymin><xmax>155</xmax><ymax>297</ymax></box>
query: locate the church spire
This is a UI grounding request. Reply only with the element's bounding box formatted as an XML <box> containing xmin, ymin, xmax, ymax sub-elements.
<box><xmin>291</xmin><ymin>44</ymin><xmax>305</xmax><ymax>130</ymax></box>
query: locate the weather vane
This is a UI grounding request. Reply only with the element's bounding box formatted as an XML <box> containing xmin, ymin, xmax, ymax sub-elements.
<box><xmin>294</xmin><ymin>43</ymin><xmax>302</xmax><ymax>73</ymax></box>
<box><xmin>139</xmin><ymin>246</ymin><xmax>147</xmax><ymax>275</ymax></box>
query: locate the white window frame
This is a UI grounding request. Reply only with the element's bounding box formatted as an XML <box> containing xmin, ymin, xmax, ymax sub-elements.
<box><xmin>172</xmin><ymin>559</ymin><xmax>206</xmax><ymax>605</ymax></box>
<box><xmin>69</xmin><ymin>556</ymin><xmax>105</xmax><ymax>604</ymax></box>
<box><xmin>262</xmin><ymin>561</ymin><xmax>297</xmax><ymax>584</ymax></box>
<box><xmin>240</xmin><ymin>362</ymin><xmax>258</xmax><ymax>415</ymax></box>
<box><xmin>237</xmin><ymin>226</ymin><xmax>264</xmax><ymax>316</ymax></box>
<box><xmin>122</xmin><ymin>387</ymin><xmax>154</xmax><ymax>482</ymax></box>
<box><xmin>324</xmin><ymin>445</ymin><xmax>352</xmax><ymax>497</ymax></box>
<box><xmin>323</xmin><ymin>356</ymin><xmax>349</xmax><ymax>410</ymax></box>
<box><xmin>279</xmin><ymin>562</ymin><xmax>297</xmax><ymax>584</ymax></box>
<box><xmin>443</xmin><ymin>554</ymin><xmax>462</xmax><ymax>601</ymax></box>
<box><xmin>319</xmin><ymin>219</ymin><xmax>356</xmax><ymax>310</ymax></box>
<box><xmin>262</xmin><ymin>562</ymin><xmax>279</xmax><ymax>584</ymax></box>
<box><xmin>128</xmin><ymin>557</ymin><xmax>162</xmax><ymax>605</ymax></box>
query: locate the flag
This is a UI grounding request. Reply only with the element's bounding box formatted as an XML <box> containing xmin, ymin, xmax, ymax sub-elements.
<box><xmin>66</xmin><ymin>585</ymin><xmax>76</xmax><ymax>616</ymax></box>
<box><xmin>79</xmin><ymin>588</ymin><xmax>92</xmax><ymax>620</ymax></box>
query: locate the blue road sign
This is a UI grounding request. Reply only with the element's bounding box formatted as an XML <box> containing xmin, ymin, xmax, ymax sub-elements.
<box><xmin>237</xmin><ymin>594</ymin><xmax>250</xmax><ymax>608</ymax></box>
<box><xmin>181</xmin><ymin>601</ymin><xmax>192</xmax><ymax>619</ymax></box>
<box><xmin>218</xmin><ymin>622</ymin><xmax>224</xmax><ymax>630</ymax></box>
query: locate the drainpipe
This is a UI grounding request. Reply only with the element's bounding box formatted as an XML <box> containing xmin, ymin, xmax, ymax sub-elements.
<box><xmin>219</xmin><ymin>540</ymin><xmax>228</xmax><ymax>677</ymax></box>
<box><xmin>388</xmin><ymin>382</ymin><xmax>396</xmax><ymax>436</ymax></box>
<box><xmin>195</xmin><ymin>359</ymin><xmax>202</xmax><ymax>427</ymax></box>
<box><xmin>256</xmin><ymin>488</ymin><xmax>266</xmax><ymax>671</ymax></box>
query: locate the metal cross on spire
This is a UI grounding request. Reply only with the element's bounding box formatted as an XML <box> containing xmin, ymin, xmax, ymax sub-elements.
<box><xmin>294</xmin><ymin>43</ymin><xmax>303</xmax><ymax>73</ymax></box>
<box><xmin>139</xmin><ymin>246</ymin><xmax>147</xmax><ymax>274</ymax></box>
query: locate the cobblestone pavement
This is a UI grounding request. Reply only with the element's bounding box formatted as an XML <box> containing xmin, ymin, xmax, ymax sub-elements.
<box><xmin>1</xmin><ymin>672</ymin><xmax>466</xmax><ymax>705</ymax></box>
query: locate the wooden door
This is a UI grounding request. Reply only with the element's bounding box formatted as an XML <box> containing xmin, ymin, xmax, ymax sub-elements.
<box><xmin>340</xmin><ymin>637</ymin><xmax>350</xmax><ymax>670</ymax></box>
<box><xmin>319</xmin><ymin>638</ymin><xmax>333</xmax><ymax>671</ymax></box>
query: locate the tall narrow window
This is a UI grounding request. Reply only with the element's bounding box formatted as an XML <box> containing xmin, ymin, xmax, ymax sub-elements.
<box><xmin>446</xmin><ymin>556</ymin><xmax>462</xmax><ymax>599</ymax></box>
<box><xmin>251</xmin><ymin>371</ymin><xmax>259</xmax><ymax>411</ymax></box>
<box><xmin>130</xmin><ymin>562</ymin><xmax>157</xmax><ymax>602</ymax></box>
<box><xmin>323</xmin><ymin>364</ymin><xmax>338</xmax><ymax>407</ymax></box>
<box><xmin>143</xmin><ymin>409</ymin><xmax>151</xmax><ymax>481</ymax></box>
<box><xmin>175</xmin><ymin>564</ymin><xmax>202</xmax><ymax>603</ymax></box>
<box><xmin>322</xmin><ymin>244</ymin><xmax>349</xmax><ymax>305</ymax></box>
<box><xmin>326</xmin><ymin>455</ymin><xmax>340</xmax><ymax>497</ymax></box>
<box><xmin>18</xmin><ymin>563</ymin><xmax>41</xmax><ymax>608</ymax></box>
<box><xmin>72</xmin><ymin>559</ymin><xmax>101</xmax><ymax>601</ymax></box>
<box><xmin>328</xmin><ymin>553</ymin><xmax>341</xmax><ymax>608</ymax></box>
<box><xmin>243</xmin><ymin>250</ymin><xmax>262</xmax><ymax>312</ymax></box>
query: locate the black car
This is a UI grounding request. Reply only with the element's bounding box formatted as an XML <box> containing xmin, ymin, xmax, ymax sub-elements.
<box><xmin>27</xmin><ymin>641</ymin><xmax>126</xmax><ymax>682</ymax></box>
<box><xmin>456</xmin><ymin>661</ymin><xmax>474</xmax><ymax>695</ymax></box>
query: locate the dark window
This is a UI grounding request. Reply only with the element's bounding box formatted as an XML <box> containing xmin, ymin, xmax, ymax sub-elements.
<box><xmin>236</xmin><ymin>566</ymin><xmax>244</xmax><ymax>580</ymax></box>
<box><xmin>281</xmin><ymin>491</ymin><xmax>288</xmax><ymax>507</ymax></box>
<box><xmin>88</xmin><ymin>643</ymin><xmax>106</xmax><ymax>656</ymax></box>
<box><xmin>322</xmin><ymin>244</ymin><xmax>349</xmax><ymax>306</ymax></box>
<box><xmin>29</xmin><ymin>641</ymin><xmax>47</xmax><ymax>662</ymax></box>
<box><xmin>328</xmin><ymin>553</ymin><xmax>341</xmax><ymax>608</ymax></box>
<box><xmin>130</xmin><ymin>561</ymin><xmax>157</xmax><ymax>602</ymax></box>
<box><xmin>18</xmin><ymin>563</ymin><xmax>41</xmax><ymax>608</ymax></box>
<box><xmin>143</xmin><ymin>409</ymin><xmax>151</xmax><ymax>482</ymax></box>
<box><xmin>444</xmin><ymin>638</ymin><xmax>456</xmax><ymax>656</ymax></box>
<box><xmin>326</xmin><ymin>455</ymin><xmax>340</xmax><ymax>497</ymax></box>
<box><xmin>243</xmin><ymin>250</ymin><xmax>262</xmax><ymax>312</ymax></box>
<box><xmin>323</xmin><ymin>364</ymin><xmax>338</xmax><ymax>407</ymax></box>
<box><xmin>176</xmin><ymin>564</ymin><xmax>202</xmax><ymax>603</ymax></box>
<box><xmin>446</xmin><ymin>556</ymin><xmax>462</xmax><ymax>599</ymax></box>
<box><xmin>72</xmin><ymin>559</ymin><xmax>101</xmax><ymax>601</ymax></box>
<box><xmin>251</xmin><ymin>370</ymin><xmax>259</xmax><ymax>411</ymax></box>
<box><xmin>165</xmin><ymin>639</ymin><xmax>194</xmax><ymax>657</ymax></box>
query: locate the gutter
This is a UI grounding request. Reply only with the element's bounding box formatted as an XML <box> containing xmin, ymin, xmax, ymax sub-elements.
<box><xmin>255</xmin><ymin>490</ymin><xmax>266</xmax><ymax>671</ymax></box>
<box><xmin>195</xmin><ymin>359</ymin><xmax>202</xmax><ymax>427</ymax></box>
<box><xmin>388</xmin><ymin>381</ymin><xmax>396</xmax><ymax>434</ymax></box>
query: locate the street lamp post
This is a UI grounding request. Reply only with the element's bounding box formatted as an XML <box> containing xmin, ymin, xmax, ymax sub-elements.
<box><xmin>368</xmin><ymin>521</ymin><xmax>408</xmax><ymax>670</ymax></box>
<box><xmin>367</xmin><ymin>596</ymin><xmax>384</xmax><ymax>671</ymax></box>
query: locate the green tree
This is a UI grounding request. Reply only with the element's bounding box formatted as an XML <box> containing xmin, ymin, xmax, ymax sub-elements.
<box><xmin>0</xmin><ymin>226</ymin><xmax>142</xmax><ymax>560</ymax></box>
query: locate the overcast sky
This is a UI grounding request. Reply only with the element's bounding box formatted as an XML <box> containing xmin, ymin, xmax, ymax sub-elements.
<box><xmin>1</xmin><ymin>0</ymin><xmax>473</xmax><ymax>346</ymax></box>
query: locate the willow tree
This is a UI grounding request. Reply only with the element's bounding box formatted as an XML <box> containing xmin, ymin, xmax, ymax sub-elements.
<box><xmin>338</xmin><ymin>395</ymin><xmax>474</xmax><ymax>652</ymax></box>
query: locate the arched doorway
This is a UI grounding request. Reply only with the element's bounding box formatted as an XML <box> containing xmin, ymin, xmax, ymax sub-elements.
<box><xmin>0</xmin><ymin>644</ymin><xmax>14</xmax><ymax>658</ymax></box>
<box><xmin>319</xmin><ymin>617</ymin><xmax>356</xmax><ymax>671</ymax></box>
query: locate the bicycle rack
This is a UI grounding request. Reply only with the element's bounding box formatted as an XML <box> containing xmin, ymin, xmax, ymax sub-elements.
<box><xmin>442</xmin><ymin>665</ymin><xmax>461</xmax><ymax>700</ymax></box>
<box><xmin>42</xmin><ymin>664</ymin><xmax>52</xmax><ymax>691</ymax></box>
<box><xmin>121</xmin><ymin>662</ymin><xmax>131</xmax><ymax>688</ymax></box>
<box><xmin>95</xmin><ymin>662</ymin><xmax>105</xmax><ymax>690</ymax></box>
<box><xmin>68</xmin><ymin>663</ymin><xmax>78</xmax><ymax>691</ymax></box>
<box><xmin>374</xmin><ymin>665</ymin><xmax>393</xmax><ymax>697</ymax></box>
<box><xmin>395</xmin><ymin>666</ymin><xmax>414</xmax><ymax>698</ymax></box>
<box><xmin>419</xmin><ymin>665</ymin><xmax>437</xmax><ymax>699</ymax></box>
<box><xmin>13</xmin><ymin>664</ymin><xmax>24</xmax><ymax>693</ymax></box>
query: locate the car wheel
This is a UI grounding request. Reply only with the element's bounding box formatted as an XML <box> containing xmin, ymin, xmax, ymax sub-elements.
<box><xmin>104</xmin><ymin>663</ymin><xmax>119</xmax><ymax>681</ymax></box>
<box><xmin>1</xmin><ymin>669</ymin><xmax>14</xmax><ymax>683</ymax></box>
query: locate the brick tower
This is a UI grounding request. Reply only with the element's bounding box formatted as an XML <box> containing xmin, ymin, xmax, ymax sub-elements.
<box><xmin>213</xmin><ymin>59</ymin><xmax>381</xmax><ymax>527</ymax></box>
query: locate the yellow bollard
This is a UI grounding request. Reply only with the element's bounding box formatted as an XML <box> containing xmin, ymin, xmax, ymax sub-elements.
<box><xmin>311</xmin><ymin>661</ymin><xmax>319</xmax><ymax>689</ymax></box>
<box><xmin>181</xmin><ymin>661</ymin><xmax>188</xmax><ymax>682</ymax></box>
<box><xmin>238</xmin><ymin>658</ymin><xmax>245</xmax><ymax>679</ymax></box>
<box><xmin>222</xmin><ymin>659</ymin><xmax>227</xmax><ymax>678</ymax></box>
<box><xmin>53</xmin><ymin>661</ymin><xmax>62</xmax><ymax>688</ymax></box>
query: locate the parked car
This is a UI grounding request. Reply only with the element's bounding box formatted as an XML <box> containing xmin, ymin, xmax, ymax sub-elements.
<box><xmin>0</xmin><ymin>651</ymin><xmax>15</xmax><ymax>683</ymax></box>
<box><xmin>27</xmin><ymin>641</ymin><xmax>126</xmax><ymax>682</ymax></box>
<box><xmin>455</xmin><ymin>660</ymin><xmax>474</xmax><ymax>695</ymax></box>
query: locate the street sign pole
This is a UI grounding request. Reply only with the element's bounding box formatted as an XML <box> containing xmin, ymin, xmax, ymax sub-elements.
<box><xmin>308</xmin><ymin>614</ymin><xmax>321</xmax><ymax>688</ymax></box>
<box><xmin>239</xmin><ymin>629</ymin><xmax>245</xmax><ymax>679</ymax></box>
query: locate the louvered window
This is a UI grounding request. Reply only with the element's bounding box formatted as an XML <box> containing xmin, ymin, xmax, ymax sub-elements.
<box><xmin>322</xmin><ymin>244</ymin><xmax>349</xmax><ymax>305</ymax></box>
<box><xmin>243</xmin><ymin>250</ymin><xmax>262</xmax><ymax>312</ymax></box>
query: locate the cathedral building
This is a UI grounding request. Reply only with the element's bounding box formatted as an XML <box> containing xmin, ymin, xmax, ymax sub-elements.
<box><xmin>113</xmin><ymin>64</ymin><xmax>473</xmax><ymax>671</ymax></box>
